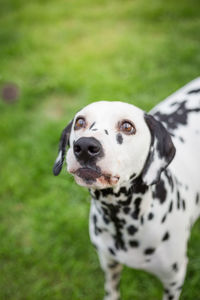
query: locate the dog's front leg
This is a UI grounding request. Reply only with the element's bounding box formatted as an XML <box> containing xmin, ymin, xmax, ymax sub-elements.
<box><xmin>98</xmin><ymin>250</ymin><xmax>123</xmax><ymax>300</ymax></box>
<box><xmin>161</xmin><ymin>257</ymin><xmax>188</xmax><ymax>300</ymax></box>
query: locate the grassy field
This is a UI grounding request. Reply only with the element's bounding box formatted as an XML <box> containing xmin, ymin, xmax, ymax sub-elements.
<box><xmin>0</xmin><ymin>0</ymin><xmax>200</xmax><ymax>299</ymax></box>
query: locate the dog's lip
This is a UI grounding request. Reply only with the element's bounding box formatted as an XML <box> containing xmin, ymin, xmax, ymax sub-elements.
<box><xmin>69</xmin><ymin>167</ymin><xmax>120</xmax><ymax>184</ymax></box>
<box><xmin>75</xmin><ymin>167</ymin><xmax>101</xmax><ymax>180</ymax></box>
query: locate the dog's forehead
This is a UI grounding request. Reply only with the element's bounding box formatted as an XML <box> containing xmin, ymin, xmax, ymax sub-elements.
<box><xmin>76</xmin><ymin>101</ymin><xmax>144</xmax><ymax>124</ymax></box>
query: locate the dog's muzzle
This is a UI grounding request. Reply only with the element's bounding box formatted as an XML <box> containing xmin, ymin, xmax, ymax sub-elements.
<box><xmin>71</xmin><ymin>137</ymin><xmax>119</xmax><ymax>186</ymax></box>
<box><xmin>72</xmin><ymin>137</ymin><xmax>104</xmax><ymax>183</ymax></box>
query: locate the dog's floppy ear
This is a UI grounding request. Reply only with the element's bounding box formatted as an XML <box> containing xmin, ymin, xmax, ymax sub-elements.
<box><xmin>53</xmin><ymin>120</ymin><xmax>73</xmax><ymax>176</ymax></box>
<box><xmin>141</xmin><ymin>114</ymin><xmax>176</xmax><ymax>185</ymax></box>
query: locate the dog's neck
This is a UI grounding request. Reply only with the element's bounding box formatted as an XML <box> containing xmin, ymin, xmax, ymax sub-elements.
<box><xmin>89</xmin><ymin>175</ymin><xmax>152</xmax><ymax>222</ymax></box>
<box><xmin>90</xmin><ymin>174</ymin><xmax>148</xmax><ymax>198</ymax></box>
<box><xmin>89</xmin><ymin>169</ymin><xmax>175</xmax><ymax>222</ymax></box>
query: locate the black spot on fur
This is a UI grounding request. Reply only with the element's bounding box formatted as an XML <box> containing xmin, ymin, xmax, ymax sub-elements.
<box><xmin>140</xmin><ymin>215</ymin><xmax>144</xmax><ymax>225</ymax></box>
<box><xmin>188</xmin><ymin>88</ymin><xmax>200</xmax><ymax>94</ymax></box>
<box><xmin>109</xmin><ymin>248</ymin><xmax>116</xmax><ymax>255</ymax></box>
<box><xmin>123</xmin><ymin>207</ymin><xmax>130</xmax><ymax>214</ymax></box>
<box><xmin>94</xmin><ymin>190</ymin><xmax>100</xmax><ymax>200</ymax></box>
<box><xmin>104</xmin><ymin>129</ymin><xmax>109</xmax><ymax>135</ymax></box>
<box><xmin>170</xmin><ymin>282</ymin><xmax>177</xmax><ymax>286</ymax></box>
<box><xmin>154</xmin><ymin>100</ymin><xmax>200</xmax><ymax>131</ymax></box>
<box><xmin>144</xmin><ymin>248</ymin><xmax>155</xmax><ymax>255</ymax></box>
<box><xmin>93</xmin><ymin>214</ymin><xmax>97</xmax><ymax>223</ymax></box>
<box><xmin>89</xmin><ymin>122</ymin><xmax>96</xmax><ymax>130</ymax></box>
<box><xmin>153</xmin><ymin>179</ymin><xmax>167</xmax><ymax>204</ymax></box>
<box><xmin>116</xmin><ymin>133</ymin><xmax>123</xmax><ymax>145</ymax></box>
<box><xmin>130</xmin><ymin>173</ymin><xmax>136</xmax><ymax>179</ymax></box>
<box><xmin>117</xmin><ymin>187</ymin><xmax>127</xmax><ymax>196</ymax></box>
<box><xmin>100</xmin><ymin>186</ymin><xmax>131</xmax><ymax>199</ymax></box>
<box><xmin>115</xmin><ymin>238</ymin><xmax>126</xmax><ymax>251</ymax></box>
<box><xmin>148</xmin><ymin>212</ymin><xmax>154</xmax><ymax>220</ymax></box>
<box><xmin>131</xmin><ymin>197</ymin><xmax>142</xmax><ymax>219</ymax></box>
<box><xmin>177</xmin><ymin>191</ymin><xmax>181</xmax><ymax>209</ymax></box>
<box><xmin>162</xmin><ymin>231</ymin><xmax>170</xmax><ymax>241</ymax></box>
<box><xmin>161</xmin><ymin>214</ymin><xmax>167</xmax><ymax>223</ymax></box>
<box><xmin>93</xmin><ymin>214</ymin><xmax>102</xmax><ymax>235</ymax></box>
<box><xmin>196</xmin><ymin>193</ymin><xmax>199</xmax><ymax>204</ymax></box>
<box><xmin>131</xmin><ymin>175</ymin><xmax>148</xmax><ymax>194</ymax></box>
<box><xmin>101</xmin><ymin>188</ymin><xmax>114</xmax><ymax>197</ymax></box>
<box><xmin>172</xmin><ymin>263</ymin><xmax>178</xmax><ymax>272</ymax></box>
<box><xmin>127</xmin><ymin>225</ymin><xmax>138</xmax><ymax>235</ymax></box>
<box><xmin>129</xmin><ymin>240</ymin><xmax>139</xmax><ymax>247</ymax></box>
<box><xmin>168</xmin><ymin>296</ymin><xmax>174</xmax><ymax>300</ymax></box>
<box><xmin>168</xmin><ymin>201</ymin><xmax>173</xmax><ymax>213</ymax></box>
<box><xmin>182</xmin><ymin>199</ymin><xmax>186</xmax><ymax>210</ymax></box>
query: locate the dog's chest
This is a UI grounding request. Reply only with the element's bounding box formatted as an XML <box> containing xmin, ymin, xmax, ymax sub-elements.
<box><xmin>89</xmin><ymin>193</ymin><xmax>168</xmax><ymax>271</ymax></box>
<box><xmin>89</xmin><ymin>176</ymin><xmax>194</xmax><ymax>274</ymax></box>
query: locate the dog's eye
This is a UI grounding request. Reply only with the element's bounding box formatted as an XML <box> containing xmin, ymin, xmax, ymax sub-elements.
<box><xmin>119</xmin><ymin>120</ymin><xmax>136</xmax><ymax>135</ymax></box>
<box><xmin>74</xmin><ymin>117</ymin><xmax>86</xmax><ymax>130</ymax></box>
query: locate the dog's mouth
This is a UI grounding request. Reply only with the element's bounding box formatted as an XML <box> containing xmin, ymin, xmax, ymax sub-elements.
<box><xmin>70</xmin><ymin>167</ymin><xmax>120</xmax><ymax>186</ymax></box>
<box><xmin>75</xmin><ymin>167</ymin><xmax>101</xmax><ymax>182</ymax></box>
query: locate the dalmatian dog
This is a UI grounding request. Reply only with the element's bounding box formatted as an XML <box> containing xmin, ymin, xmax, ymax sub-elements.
<box><xmin>53</xmin><ymin>78</ymin><xmax>200</xmax><ymax>300</ymax></box>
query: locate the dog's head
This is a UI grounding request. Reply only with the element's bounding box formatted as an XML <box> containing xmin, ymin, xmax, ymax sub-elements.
<box><xmin>53</xmin><ymin>101</ymin><xmax>175</xmax><ymax>189</ymax></box>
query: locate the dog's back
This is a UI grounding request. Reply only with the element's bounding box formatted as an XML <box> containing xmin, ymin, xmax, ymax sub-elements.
<box><xmin>152</xmin><ymin>78</ymin><xmax>200</xmax><ymax>222</ymax></box>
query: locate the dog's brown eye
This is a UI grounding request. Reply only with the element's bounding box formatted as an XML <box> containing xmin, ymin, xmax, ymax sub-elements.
<box><xmin>74</xmin><ymin>117</ymin><xmax>86</xmax><ymax>130</ymax></box>
<box><xmin>120</xmin><ymin>120</ymin><xmax>136</xmax><ymax>135</ymax></box>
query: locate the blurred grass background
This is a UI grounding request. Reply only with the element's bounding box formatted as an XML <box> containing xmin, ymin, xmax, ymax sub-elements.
<box><xmin>0</xmin><ymin>0</ymin><xmax>200</xmax><ymax>299</ymax></box>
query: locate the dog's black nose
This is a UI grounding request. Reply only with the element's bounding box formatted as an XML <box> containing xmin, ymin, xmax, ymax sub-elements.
<box><xmin>73</xmin><ymin>137</ymin><xmax>104</xmax><ymax>164</ymax></box>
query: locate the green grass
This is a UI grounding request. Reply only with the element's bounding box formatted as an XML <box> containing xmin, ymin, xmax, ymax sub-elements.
<box><xmin>0</xmin><ymin>0</ymin><xmax>200</xmax><ymax>299</ymax></box>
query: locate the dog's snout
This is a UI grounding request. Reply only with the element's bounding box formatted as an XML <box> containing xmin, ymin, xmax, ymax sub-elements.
<box><xmin>73</xmin><ymin>137</ymin><xmax>104</xmax><ymax>164</ymax></box>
